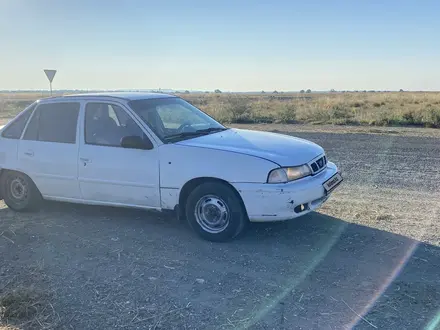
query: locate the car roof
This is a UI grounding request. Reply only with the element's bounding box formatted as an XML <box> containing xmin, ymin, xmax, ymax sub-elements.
<box><xmin>43</xmin><ymin>92</ymin><xmax>177</xmax><ymax>101</ymax></box>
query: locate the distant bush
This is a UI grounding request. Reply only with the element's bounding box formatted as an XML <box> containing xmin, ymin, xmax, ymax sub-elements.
<box><xmin>297</xmin><ymin>107</ymin><xmax>330</xmax><ymax>124</ymax></box>
<box><xmin>277</xmin><ymin>104</ymin><xmax>296</xmax><ymax>123</ymax></box>
<box><xmin>223</xmin><ymin>96</ymin><xmax>253</xmax><ymax>123</ymax></box>
<box><xmin>329</xmin><ymin>105</ymin><xmax>354</xmax><ymax>124</ymax></box>
<box><xmin>424</xmin><ymin>107</ymin><xmax>440</xmax><ymax>127</ymax></box>
<box><xmin>191</xmin><ymin>97</ymin><xmax>208</xmax><ymax>106</ymax></box>
<box><xmin>401</xmin><ymin>110</ymin><xmax>424</xmax><ymax>126</ymax></box>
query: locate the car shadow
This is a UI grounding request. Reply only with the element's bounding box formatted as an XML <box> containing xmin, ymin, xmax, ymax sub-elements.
<box><xmin>0</xmin><ymin>201</ymin><xmax>438</xmax><ymax>330</ymax></box>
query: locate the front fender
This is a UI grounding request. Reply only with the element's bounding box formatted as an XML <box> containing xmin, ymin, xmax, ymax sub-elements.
<box><xmin>159</xmin><ymin>144</ymin><xmax>278</xmax><ymax>188</ymax></box>
<box><xmin>158</xmin><ymin>144</ymin><xmax>278</xmax><ymax>209</ymax></box>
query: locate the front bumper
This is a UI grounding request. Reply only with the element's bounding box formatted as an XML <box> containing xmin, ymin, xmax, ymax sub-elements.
<box><xmin>232</xmin><ymin>162</ymin><xmax>340</xmax><ymax>222</ymax></box>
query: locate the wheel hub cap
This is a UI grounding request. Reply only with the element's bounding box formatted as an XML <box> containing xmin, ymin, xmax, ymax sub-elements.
<box><xmin>10</xmin><ymin>177</ymin><xmax>28</xmax><ymax>201</ymax></box>
<box><xmin>195</xmin><ymin>195</ymin><xmax>230</xmax><ymax>234</ymax></box>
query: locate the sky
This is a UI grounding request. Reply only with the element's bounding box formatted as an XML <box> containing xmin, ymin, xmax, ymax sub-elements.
<box><xmin>1</xmin><ymin>0</ymin><xmax>440</xmax><ymax>91</ymax></box>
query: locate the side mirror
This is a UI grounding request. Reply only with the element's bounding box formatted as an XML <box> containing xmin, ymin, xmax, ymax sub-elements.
<box><xmin>121</xmin><ymin>135</ymin><xmax>154</xmax><ymax>150</ymax></box>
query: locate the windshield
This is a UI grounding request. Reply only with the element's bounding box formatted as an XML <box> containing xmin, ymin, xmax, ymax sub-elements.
<box><xmin>128</xmin><ymin>97</ymin><xmax>226</xmax><ymax>142</ymax></box>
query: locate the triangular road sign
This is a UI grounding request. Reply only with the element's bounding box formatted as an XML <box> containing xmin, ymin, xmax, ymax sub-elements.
<box><xmin>44</xmin><ymin>69</ymin><xmax>57</xmax><ymax>83</ymax></box>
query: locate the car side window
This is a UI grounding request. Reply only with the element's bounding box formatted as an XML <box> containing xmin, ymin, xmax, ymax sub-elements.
<box><xmin>23</xmin><ymin>107</ymin><xmax>40</xmax><ymax>141</ymax></box>
<box><xmin>22</xmin><ymin>102</ymin><xmax>80</xmax><ymax>144</ymax></box>
<box><xmin>85</xmin><ymin>102</ymin><xmax>146</xmax><ymax>148</ymax></box>
<box><xmin>1</xmin><ymin>104</ymin><xmax>36</xmax><ymax>139</ymax></box>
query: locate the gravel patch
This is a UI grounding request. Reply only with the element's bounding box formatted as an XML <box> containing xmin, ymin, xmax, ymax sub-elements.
<box><xmin>1</xmin><ymin>126</ymin><xmax>439</xmax><ymax>329</ymax></box>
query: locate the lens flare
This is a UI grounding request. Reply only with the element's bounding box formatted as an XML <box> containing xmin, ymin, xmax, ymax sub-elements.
<box><xmin>242</xmin><ymin>220</ymin><xmax>348</xmax><ymax>329</ymax></box>
<box><xmin>425</xmin><ymin>310</ymin><xmax>440</xmax><ymax>330</ymax></box>
<box><xmin>344</xmin><ymin>240</ymin><xmax>419</xmax><ymax>329</ymax></box>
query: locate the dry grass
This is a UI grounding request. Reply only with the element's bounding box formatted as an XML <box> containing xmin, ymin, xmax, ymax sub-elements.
<box><xmin>181</xmin><ymin>92</ymin><xmax>440</xmax><ymax>128</ymax></box>
<box><xmin>0</xmin><ymin>257</ymin><xmax>59</xmax><ymax>329</ymax></box>
<box><xmin>1</xmin><ymin>91</ymin><xmax>440</xmax><ymax>128</ymax></box>
<box><xmin>0</xmin><ymin>286</ymin><xmax>57</xmax><ymax>329</ymax></box>
<box><xmin>0</xmin><ymin>92</ymin><xmax>61</xmax><ymax>120</ymax></box>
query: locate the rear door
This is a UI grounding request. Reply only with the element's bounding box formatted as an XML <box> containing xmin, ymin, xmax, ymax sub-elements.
<box><xmin>17</xmin><ymin>101</ymin><xmax>82</xmax><ymax>199</ymax></box>
<box><xmin>77</xmin><ymin>101</ymin><xmax>160</xmax><ymax>208</ymax></box>
<box><xmin>0</xmin><ymin>103</ymin><xmax>36</xmax><ymax>170</ymax></box>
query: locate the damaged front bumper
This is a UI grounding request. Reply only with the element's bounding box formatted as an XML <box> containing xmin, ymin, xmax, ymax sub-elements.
<box><xmin>232</xmin><ymin>162</ymin><xmax>340</xmax><ymax>222</ymax></box>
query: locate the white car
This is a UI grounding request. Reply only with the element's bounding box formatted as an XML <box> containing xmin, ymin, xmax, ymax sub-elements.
<box><xmin>0</xmin><ymin>93</ymin><xmax>342</xmax><ymax>241</ymax></box>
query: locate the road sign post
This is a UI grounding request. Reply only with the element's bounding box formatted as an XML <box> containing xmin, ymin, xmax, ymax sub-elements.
<box><xmin>43</xmin><ymin>69</ymin><xmax>57</xmax><ymax>96</ymax></box>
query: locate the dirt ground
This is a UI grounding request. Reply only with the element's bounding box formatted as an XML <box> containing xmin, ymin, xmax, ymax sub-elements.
<box><xmin>1</xmin><ymin>125</ymin><xmax>439</xmax><ymax>329</ymax></box>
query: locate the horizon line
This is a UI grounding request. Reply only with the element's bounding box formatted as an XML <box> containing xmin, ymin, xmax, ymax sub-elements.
<box><xmin>1</xmin><ymin>89</ymin><xmax>440</xmax><ymax>93</ymax></box>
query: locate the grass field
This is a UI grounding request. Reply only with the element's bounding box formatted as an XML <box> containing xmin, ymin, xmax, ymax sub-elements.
<box><xmin>1</xmin><ymin>91</ymin><xmax>440</xmax><ymax>128</ymax></box>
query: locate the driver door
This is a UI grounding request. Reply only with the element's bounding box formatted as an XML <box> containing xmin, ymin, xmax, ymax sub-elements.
<box><xmin>78</xmin><ymin>102</ymin><xmax>160</xmax><ymax>208</ymax></box>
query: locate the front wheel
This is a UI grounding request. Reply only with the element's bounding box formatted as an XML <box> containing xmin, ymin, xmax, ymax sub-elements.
<box><xmin>0</xmin><ymin>171</ymin><xmax>41</xmax><ymax>211</ymax></box>
<box><xmin>185</xmin><ymin>182</ymin><xmax>248</xmax><ymax>242</ymax></box>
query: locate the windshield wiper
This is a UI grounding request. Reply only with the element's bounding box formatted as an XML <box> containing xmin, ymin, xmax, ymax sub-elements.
<box><xmin>164</xmin><ymin>127</ymin><xmax>228</xmax><ymax>142</ymax></box>
<box><xmin>194</xmin><ymin>127</ymin><xmax>228</xmax><ymax>133</ymax></box>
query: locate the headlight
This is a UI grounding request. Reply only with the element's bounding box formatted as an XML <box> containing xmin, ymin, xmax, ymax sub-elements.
<box><xmin>267</xmin><ymin>165</ymin><xmax>311</xmax><ymax>183</ymax></box>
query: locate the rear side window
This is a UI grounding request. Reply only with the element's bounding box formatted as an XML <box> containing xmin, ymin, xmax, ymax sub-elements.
<box><xmin>22</xmin><ymin>102</ymin><xmax>80</xmax><ymax>144</ymax></box>
<box><xmin>23</xmin><ymin>107</ymin><xmax>39</xmax><ymax>141</ymax></box>
<box><xmin>1</xmin><ymin>104</ymin><xmax>36</xmax><ymax>139</ymax></box>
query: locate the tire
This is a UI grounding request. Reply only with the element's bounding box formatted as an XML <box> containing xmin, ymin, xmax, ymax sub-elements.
<box><xmin>185</xmin><ymin>182</ymin><xmax>248</xmax><ymax>242</ymax></box>
<box><xmin>0</xmin><ymin>171</ymin><xmax>42</xmax><ymax>212</ymax></box>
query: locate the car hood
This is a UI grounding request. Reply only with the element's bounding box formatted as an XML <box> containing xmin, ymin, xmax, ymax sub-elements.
<box><xmin>176</xmin><ymin>128</ymin><xmax>324</xmax><ymax>166</ymax></box>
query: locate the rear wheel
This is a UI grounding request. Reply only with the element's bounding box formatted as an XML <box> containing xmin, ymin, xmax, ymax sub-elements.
<box><xmin>185</xmin><ymin>182</ymin><xmax>248</xmax><ymax>242</ymax></box>
<box><xmin>0</xmin><ymin>171</ymin><xmax>41</xmax><ymax>211</ymax></box>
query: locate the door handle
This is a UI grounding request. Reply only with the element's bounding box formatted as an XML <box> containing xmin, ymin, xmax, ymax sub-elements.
<box><xmin>80</xmin><ymin>158</ymin><xmax>91</xmax><ymax>163</ymax></box>
<box><xmin>24</xmin><ymin>151</ymin><xmax>34</xmax><ymax>157</ymax></box>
